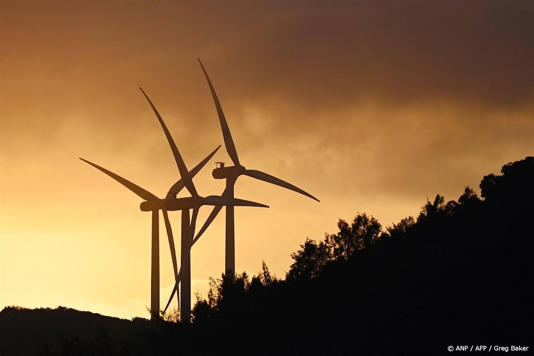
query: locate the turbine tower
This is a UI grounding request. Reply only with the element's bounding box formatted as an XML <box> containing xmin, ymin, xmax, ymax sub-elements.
<box><xmin>195</xmin><ymin>60</ymin><xmax>320</xmax><ymax>276</ymax></box>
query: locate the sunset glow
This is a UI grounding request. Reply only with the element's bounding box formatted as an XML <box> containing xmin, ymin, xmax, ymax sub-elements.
<box><xmin>1</xmin><ymin>1</ymin><xmax>533</xmax><ymax>320</ymax></box>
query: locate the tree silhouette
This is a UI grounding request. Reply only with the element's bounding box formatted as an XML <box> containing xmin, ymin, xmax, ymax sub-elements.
<box><xmin>386</xmin><ymin>216</ymin><xmax>415</xmax><ymax>237</ymax></box>
<box><xmin>326</xmin><ymin>213</ymin><xmax>382</xmax><ymax>259</ymax></box>
<box><xmin>481</xmin><ymin>156</ymin><xmax>534</xmax><ymax>212</ymax></box>
<box><xmin>287</xmin><ymin>238</ymin><xmax>330</xmax><ymax>280</ymax></box>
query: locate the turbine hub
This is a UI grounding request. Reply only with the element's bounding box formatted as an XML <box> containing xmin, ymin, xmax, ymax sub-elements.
<box><xmin>140</xmin><ymin>200</ymin><xmax>164</xmax><ymax>211</ymax></box>
<box><xmin>164</xmin><ymin>197</ymin><xmax>195</xmax><ymax>211</ymax></box>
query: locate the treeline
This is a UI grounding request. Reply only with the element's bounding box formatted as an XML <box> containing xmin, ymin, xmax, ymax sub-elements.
<box><xmin>185</xmin><ymin>156</ymin><xmax>533</xmax><ymax>354</ymax></box>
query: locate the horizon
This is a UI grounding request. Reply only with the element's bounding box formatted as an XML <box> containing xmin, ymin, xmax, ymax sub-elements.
<box><xmin>1</xmin><ymin>0</ymin><xmax>534</xmax><ymax>320</ymax></box>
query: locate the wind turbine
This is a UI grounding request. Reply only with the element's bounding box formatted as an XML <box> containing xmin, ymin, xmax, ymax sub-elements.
<box><xmin>80</xmin><ymin>88</ymin><xmax>268</xmax><ymax>322</ymax></box>
<box><xmin>79</xmin><ymin>145</ymin><xmax>218</xmax><ymax>321</ymax></box>
<box><xmin>195</xmin><ymin>59</ymin><xmax>320</xmax><ymax>276</ymax></box>
<box><xmin>81</xmin><ymin>154</ymin><xmax>265</xmax><ymax>321</ymax></box>
<box><xmin>139</xmin><ymin>88</ymin><xmax>268</xmax><ymax>322</ymax></box>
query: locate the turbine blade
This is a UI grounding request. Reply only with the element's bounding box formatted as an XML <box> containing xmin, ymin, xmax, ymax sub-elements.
<box><xmin>244</xmin><ymin>169</ymin><xmax>320</xmax><ymax>202</ymax></box>
<box><xmin>79</xmin><ymin>158</ymin><xmax>158</xmax><ymax>201</ymax></box>
<box><xmin>190</xmin><ymin>207</ymin><xmax>199</xmax><ymax>239</ymax></box>
<box><xmin>203</xmin><ymin>195</ymin><xmax>269</xmax><ymax>208</ymax></box>
<box><xmin>166</xmin><ymin>145</ymin><xmax>221</xmax><ymax>199</ymax></box>
<box><xmin>198</xmin><ymin>59</ymin><xmax>240</xmax><ymax>166</ymax></box>
<box><xmin>192</xmin><ymin>205</ymin><xmax>223</xmax><ymax>245</ymax></box>
<box><xmin>162</xmin><ymin>209</ymin><xmax>180</xmax><ymax>299</ymax></box>
<box><xmin>232</xmin><ymin>198</ymin><xmax>269</xmax><ymax>208</ymax></box>
<box><xmin>164</xmin><ymin>270</ymin><xmax>181</xmax><ymax>313</ymax></box>
<box><xmin>163</xmin><ymin>286</ymin><xmax>175</xmax><ymax>313</ymax></box>
<box><xmin>139</xmin><ymin>87</ymin><xmax>198</xmax><ymax>197</ymax></box>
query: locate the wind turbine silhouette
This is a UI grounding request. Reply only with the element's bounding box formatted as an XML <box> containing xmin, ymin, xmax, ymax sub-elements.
<box><xmin>81</xmin><ymin>89</ymin><xmax>267</xmax><ymax>322</ymax></box>
<box><xmin>138</xmin><ymin>88</ymin><xmax>268</xmax><ymax>322</ymax></box>
<box><xmin>194</xmin><ymin>59</ymin><xmax>319</xmax><ymax>276</ymax></box>
<box><xmin>162</xmin><ymin>61</ymin><xmax>320</xmax><ymax>313</ymax></box>
<box><xmin>79</xmin><ymin>147</ymin><xmax>217</xmax><ymax>321</ymax></box>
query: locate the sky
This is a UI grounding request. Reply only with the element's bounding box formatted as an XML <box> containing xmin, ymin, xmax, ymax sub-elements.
<box><xmin>1</xmin><ymin>0</ymin><xmax>533</xmax><ymax>319</ymax></box>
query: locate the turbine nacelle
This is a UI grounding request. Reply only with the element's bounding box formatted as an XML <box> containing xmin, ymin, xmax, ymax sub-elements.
<box><xmin>140</xmin><ymin>199</ymin><xmax>165</xmax><ymax>211</ymax></box>
<box><xmin>212</xmin><ymin>165</ymin><xmax>245</xmax><ymax>179</ymax></box>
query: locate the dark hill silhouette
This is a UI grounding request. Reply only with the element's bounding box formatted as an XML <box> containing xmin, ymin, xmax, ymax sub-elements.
<box><xmin>0</xmin><ymin>307</ymin><xmax>151</xmax><ymax>355</ymax></box>
<box><xmin>1</xmin><ymin>157</ymin><xmax>533</xmax><ymax>355</ymax></box>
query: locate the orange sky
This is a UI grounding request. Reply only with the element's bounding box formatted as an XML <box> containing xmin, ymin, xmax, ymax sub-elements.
<box><xmin>1</xmin><ymin>0</ymin><xmax>534</xmax><ymax>319</ymax></box>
